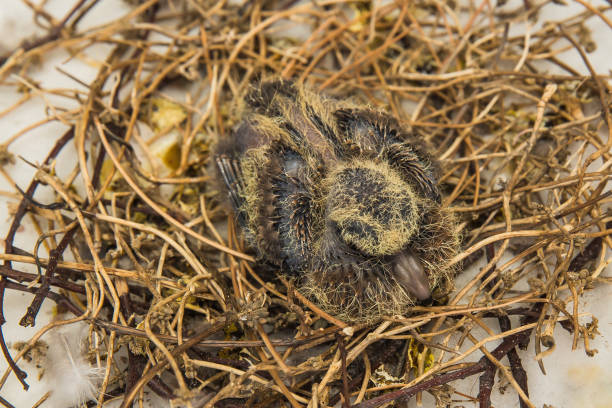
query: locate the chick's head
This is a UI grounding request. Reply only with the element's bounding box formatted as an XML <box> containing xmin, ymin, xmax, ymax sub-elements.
<box><xmin>325</xmin><ymin>159</ymin><xmax>419</xmax><ymax>257</ymax></box>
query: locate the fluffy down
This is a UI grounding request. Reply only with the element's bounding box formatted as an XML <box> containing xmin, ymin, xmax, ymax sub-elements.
<box><xmin>215</xmin><ymin>79</ymin><xmax>460</xmax><ymax>322</ymax></box>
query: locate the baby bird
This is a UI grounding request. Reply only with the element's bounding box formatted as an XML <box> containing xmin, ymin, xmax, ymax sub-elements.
<box><xmin>215</xmin><ymin>80</ymin><xmax>459</xmax><ymax>322</ymax></box>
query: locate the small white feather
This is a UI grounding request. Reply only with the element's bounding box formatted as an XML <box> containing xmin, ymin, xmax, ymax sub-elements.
<box><xmin>43</xmin><ymin>325</ymin><xmax>105</xmax><ymax>407</ymax></box>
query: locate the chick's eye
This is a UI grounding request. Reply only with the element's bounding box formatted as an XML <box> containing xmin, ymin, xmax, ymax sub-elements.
<box><xmin>283</xmin><ymin>156</ymin><xmax>301</xmax><ymax>178</ymax></box>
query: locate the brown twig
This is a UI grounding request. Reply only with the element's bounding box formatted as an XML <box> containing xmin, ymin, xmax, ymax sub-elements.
<box><xmin>336</xmin><ymin>333</ymin><xmax>351</xmax><ymax>408</ymax></box>
<box><xmin>352</xmin><ymin>318</ymin><xmax>539</xmax><ymax>408</ymax></box>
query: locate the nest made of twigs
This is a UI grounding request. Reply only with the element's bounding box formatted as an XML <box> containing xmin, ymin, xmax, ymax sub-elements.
<box><xmin>0</xmin><ymin>1</ymin><xmax>611</xmax><ymax>407</ymax></box>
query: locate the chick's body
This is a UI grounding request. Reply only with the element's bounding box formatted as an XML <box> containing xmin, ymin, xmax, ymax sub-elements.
<box><xmin>216</xmin><ymin>80</ymin><xmax>459</xmax><ymax>322</ymax></box>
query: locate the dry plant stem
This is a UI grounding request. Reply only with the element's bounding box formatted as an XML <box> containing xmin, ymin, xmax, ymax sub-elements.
<box><xmin>316</xmin><ymin>322</ymin><xmax>392</xmax><ymax>400</ymax></box>
<box><xmin>0</xmin><ymin>253</ymin><xmax>156</xmax><ymax>280</ymax></box>
<box><xmin>94</xmin><ymin>117</ymin><xmax>253</xmax><ymax>262</ymax></box>
<box><xmin>283</xmin><ymin>278</ymin><xmax>348</xmax><ymax>329</ymax></box>
<box><xmin>19</xmin><ymin>224</ymin><xmax>78</xmax><ymax>327</ymax></box>
<box><xmin>120</xmin><ymin>318</ymin><xmax>235</xmax><ymax>408</ymax></box>
<box><xmin>0</xmin><ymin>128</ymin><xmax>74</xmax><ymax>390</ymax></box>
<box><xmin>534</xmin><ymin>239</ymin><xmax>576</xmax><ymax>375</ymax></box>
<box><xmin>251</xmin><ymin>344</ymin><xmax>301</xmax><ymax>408</ymax></box>
<box><xmin>5</xmin><ymin>124</ymin><xmax>109</xmax><ymax>390</ymax></box>
<box><xmin>89</xmin><ymin>212</ymin><xmax>210</xmax><ymax>277</ymax></box>
<box><xmin>478</xmin><ymin>361</ymin><xmax>496</xmax><ymax>408</ymax></box>
<box><xmin>255</xmin><ymin>323</ymin><xmax>290</xmax><ymax>373</ymax></box>
<box><xmin>336</xmin><ymin>333</ymin><xmax>351</xmax><ymax>408</ymax></box>
<box><xmin>469</xmin><ymin>259</ymin><xmax>532</xmax><ymax>408</ymax></box>
<box><xmin>143</xmin><ymin>286</ymin><xmax>194</xmax><ymax>401</ymax></box>
<box><xmin>0</xmin><ymin>265</ymin><xmax>85</xmax><ymax>294</ymax></box>
<box><xmin>352</xmin><ymin>316</ymin><xmax>539</xmax><ymax>408</ymax></box>
<box><xmin>34</xmin><ymin>168</ymin><xmax>122</xmax><ymax>320</ymax></box>
<box><xmin>559</xmin><ymin>25</ymin><xmax>612</xmax><ymax>165</ymax></box>
<box><xmin>0</xmin><ymin>0</ymin><xmax>90</xmax><ymax>66</ymax></box>
<box><xmin>93</xmin><ymin>318</ymin><xmax>336</xmax><ymax>349</ymax></box>
<box><xmin>477</xmin><ymin>344</ymin><xmax>533</xmax><ymax>408</ymax></box>
<box><xmin>355</xmin><ymin>353</ymin><xmax>371</xmax><ymax>404</ymax></box>
<box><xmin>498</xmin><ymin>310</ymin><xmax>529</xmax><ymax>408</ymax></box>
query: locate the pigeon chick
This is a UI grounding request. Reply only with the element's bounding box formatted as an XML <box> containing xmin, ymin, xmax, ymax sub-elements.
<box><xmin>216</xmin><ymin>80</ymin><xmax>460</xmax><ymax>322</ymax></box>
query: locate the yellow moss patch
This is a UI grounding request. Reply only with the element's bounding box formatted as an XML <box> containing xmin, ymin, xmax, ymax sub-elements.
<box><xmin>149</xmin><ymin>98</ymin><xmax>187</xmax><ymax>131</ymax></box>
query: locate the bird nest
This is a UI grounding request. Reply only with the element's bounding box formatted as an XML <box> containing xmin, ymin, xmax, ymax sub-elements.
<box><xmin>0</xmin><ymin>1</ymin><xmax>610</xmax><ymax>407</ymax></box>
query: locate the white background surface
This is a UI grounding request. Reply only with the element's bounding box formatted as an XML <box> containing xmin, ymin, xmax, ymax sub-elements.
<box><xmin>0</xmin><ymin>1</ymin><xmax>611</xmax><ymax>407</ymax></box>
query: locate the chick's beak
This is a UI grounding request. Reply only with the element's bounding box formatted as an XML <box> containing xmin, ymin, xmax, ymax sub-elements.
<box><xmin>393</xmin><ymin>250</ymin><xmax>431</xmax><ymax>301</ymax></box>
